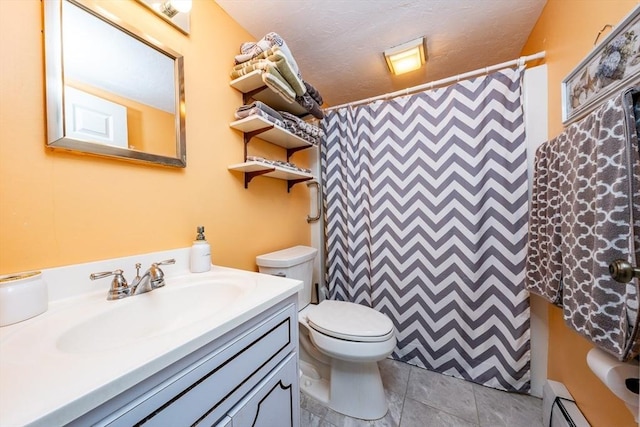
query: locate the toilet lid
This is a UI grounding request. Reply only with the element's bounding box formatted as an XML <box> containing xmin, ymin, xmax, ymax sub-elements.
<box><xmin>306</xmin><ymin>300</ymin><xmax>394</xmax><ymax>342</ymax></box>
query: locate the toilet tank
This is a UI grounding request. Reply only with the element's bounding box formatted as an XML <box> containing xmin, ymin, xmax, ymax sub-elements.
<box><xmin>256</xmin><ymin>246</ymin><xmax>318</xmax><ymax>309</ymax></box>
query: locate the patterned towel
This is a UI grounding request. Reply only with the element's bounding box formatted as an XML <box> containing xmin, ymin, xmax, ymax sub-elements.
<box><xmin>304</xmin><ymin>80</ymin><xmax>323</xmax><ymax>106</ymax></box>
<box><xmin>299</xmin><ymin>81</ymin><xmax>324</xmax><ymax>118</ymax></box>
<box><xmin>634</xmin><ymin>91</ymin><xmax>640</xmax><ymax>140</ymax></box>
<box><xmin>296</xmin><ymin>93</ymin><xmax>324</xmax><ymax>119</ymax></box>
<box><xmin>560</xmin><ymin>87</ymin><xmax>640</xmax><ymax>362</ymax></box>
<box><xmin>280</xmin><ymin>111</ymin><xmax>324</xmax><ymax>145</ymax></box>
<box><xmin>235</xmin><ymin>101</ymin><xmax>284</xmax><ymax>125</ymax></box>
<box><xmin>525</xmin><ymin>137</ymin><xmax>563</xmax><ymax>305</ymax></box>
<box><xmin>527</xmin><ymin>87</ymin><xmax>640</xmax><ymax>361</ymax></box>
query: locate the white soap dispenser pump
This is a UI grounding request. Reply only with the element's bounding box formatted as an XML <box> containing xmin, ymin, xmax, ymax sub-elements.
<box><xmin>190</xmin><ymin>226</ymin><xmax>211</xmax><ymax>273</ymax></box>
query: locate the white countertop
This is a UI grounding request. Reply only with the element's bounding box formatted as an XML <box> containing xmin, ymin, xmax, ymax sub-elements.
<box><xmin>0</xmin><ymin>249</ymin><xmax>302</xmax><ymax>426</ymax></box>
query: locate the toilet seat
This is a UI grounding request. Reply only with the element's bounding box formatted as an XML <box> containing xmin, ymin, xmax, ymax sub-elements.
<box><xmin>306</xmin><ymin>300</ymin><xmax>394</xmax><ymax>343</ymax></box>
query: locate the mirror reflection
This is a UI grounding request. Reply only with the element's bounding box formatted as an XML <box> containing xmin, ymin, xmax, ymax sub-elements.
<box><xmin>44</xmin><ymin>0</ymin><xmax>186</xmax><ymax>167</ymax></box>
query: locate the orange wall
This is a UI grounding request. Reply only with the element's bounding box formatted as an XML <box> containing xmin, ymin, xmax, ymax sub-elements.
<box><xmin>522</xmin><ymin>1</ymin><xmax>639</xmax><ymax>426</ymax></box>
<box><xmin>0</xmin><ymin>0</ymin><xmax>311</xmax><ymax>274</ymax></box>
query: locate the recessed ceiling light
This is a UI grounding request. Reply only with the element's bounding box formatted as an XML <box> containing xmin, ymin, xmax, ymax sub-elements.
<box><xmin>384</xmin><ymin>37</ymin><xmax>426</xmax><ymax>75</ymax></box>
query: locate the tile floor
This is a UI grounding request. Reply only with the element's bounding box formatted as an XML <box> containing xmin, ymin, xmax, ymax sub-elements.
<box><xmin>300</xmin><ymin>358</ymin><xmax>544</xmax><ymax>427</ymax></box>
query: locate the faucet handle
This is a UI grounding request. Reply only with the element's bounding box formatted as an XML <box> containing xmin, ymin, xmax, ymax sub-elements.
<box><xmin>89</xmin><ymin>269</ymin><xmax>129</xmax><ymax>300</ymax></box>
<box><xmin>148</xmin><ymin>259</ymin><xmax>175</xmax><ymax>289</ymax></box>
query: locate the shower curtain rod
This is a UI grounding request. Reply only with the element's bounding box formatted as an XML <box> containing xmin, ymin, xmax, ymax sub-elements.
<box><xmin>323</xmin><ymin>51</ymin><xmax>546</xmax><ymax>112</ymax></box>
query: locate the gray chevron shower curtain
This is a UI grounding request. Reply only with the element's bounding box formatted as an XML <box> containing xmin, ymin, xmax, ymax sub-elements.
<box><xmin>321</xmin><ymin>67</ymin><xmax>530</xmax><ymax>392</ymax></box>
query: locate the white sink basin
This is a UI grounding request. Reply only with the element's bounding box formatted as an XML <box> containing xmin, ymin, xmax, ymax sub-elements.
<box><xmin>0</xmin><ymin>260</ymin><xmax>303</xmax><ymax>427</ymax></box>
<box><xmin>56</xmin><ymin>280</ymin><xmax>246</xmax><ymax>353</ymax></box>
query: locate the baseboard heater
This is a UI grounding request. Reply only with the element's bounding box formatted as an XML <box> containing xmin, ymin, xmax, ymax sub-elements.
<box><xmin>543</xmin><ymin>380</ymin><xmax>591</xmax><ymax>427</ymax></box>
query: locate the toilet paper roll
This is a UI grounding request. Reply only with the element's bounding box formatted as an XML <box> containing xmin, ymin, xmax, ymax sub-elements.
<box><xmin>587</xmin><ymin>347</ymin><xmax>639</xmax><ymax>405</ymax></box>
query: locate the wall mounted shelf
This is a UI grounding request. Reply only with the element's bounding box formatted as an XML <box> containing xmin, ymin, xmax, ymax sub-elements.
<box><xmin>229</xmin><ymin>70</ymin><xmax>308</xmax><ymax>116</ymax></box>
<box><xmin>230</xmin><ymin>70</ymin><xmax>318</xmax><ymax>192</ymax></box>
<box><xmin>230</xmin><ymin>114</ymin><xmax>316</xmax><ymax>162</ymax></box>
<box><xmin>230</xmin><ymin>115</ymin><xmax>314</xmax><ymax>150</ymax></box>
<box><xmin>228</xmin><ymin>161</ymin><xmax>313</xmax><ymax>191</ymax></box>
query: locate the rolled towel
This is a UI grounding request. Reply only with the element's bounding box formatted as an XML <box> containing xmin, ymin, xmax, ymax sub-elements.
<box><xmin>231</xmin><ymin>48</ymin><xmax>306</xmax><ymax>97</ymax></box>
<box><xmin>235</xmin><ymin>32</ymin><xmax>301</xmax><ymax>78</ymax></box>
<box><xmin>230</xmin><ymin>58</ymin><xmax>270</xmax><ymax>79</ymax></box>
<box><xmin>261</xmin><ymin>65</ymin><xmax>296</xmax><ymax>103</ymax></box>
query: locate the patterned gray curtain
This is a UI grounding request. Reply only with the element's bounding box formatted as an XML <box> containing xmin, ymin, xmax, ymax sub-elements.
<box><xmin>321</xmin><ymin>67</ymin><xmax>531</xmax><ymax>392</ymax></box>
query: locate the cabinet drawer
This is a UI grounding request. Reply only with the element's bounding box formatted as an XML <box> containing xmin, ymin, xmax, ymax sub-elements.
<box><xmin>101</xmin><ymin>303</ymin><xmax>296</xmax><ymax>426</ymax></box>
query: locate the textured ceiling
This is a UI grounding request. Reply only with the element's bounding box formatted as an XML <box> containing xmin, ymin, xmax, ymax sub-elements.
<box><xmin>216</xmin><ymin>0</ymin><xmax>547</xmax><ymax>107</ymax></box>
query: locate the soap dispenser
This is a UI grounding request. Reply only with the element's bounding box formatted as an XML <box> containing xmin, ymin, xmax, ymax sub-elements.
<box><xmin>190</xmin><ymin>226</ymin><xmax>211</xmax><ymax>273</ymax></box>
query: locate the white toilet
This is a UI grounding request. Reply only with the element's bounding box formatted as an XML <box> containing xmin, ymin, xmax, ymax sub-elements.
<box><xmin>256</xmin><ymin>245</ymin><xmax>396</xmax><ymax>420</ymax></box>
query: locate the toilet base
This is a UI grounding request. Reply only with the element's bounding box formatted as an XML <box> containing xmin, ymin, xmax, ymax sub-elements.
<box><xmin>300</xmin><ymin>359</ymin><xmax>330</xmax><ymax>403</ymax></box>
<box><xmin>300</xmin><ymin>358</ymin><xmax>388</xmax><ymax>421</ymax></box>
<box><xmin>300</xmin><ymin>371</ymin><xmax>330</xmax><ymax>404</ymax></box>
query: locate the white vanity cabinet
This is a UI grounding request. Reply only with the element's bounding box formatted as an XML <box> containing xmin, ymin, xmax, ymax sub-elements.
<box><xmin>68</xmin><ymin>296</ymin><xmax>300</xmax><ymax>427</ymax></box>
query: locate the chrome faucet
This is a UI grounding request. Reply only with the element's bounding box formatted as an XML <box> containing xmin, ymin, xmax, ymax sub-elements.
<box><xmin>90</xmin><ymin>259</ymin><xmax>175</xmax><ymax>300</ymax></box>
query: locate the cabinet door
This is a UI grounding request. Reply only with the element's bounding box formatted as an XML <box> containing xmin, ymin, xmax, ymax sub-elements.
<box><xmin>229</xmin><ymin>353</ymin><xmax>299</xmax><ymax>427</ymax></box>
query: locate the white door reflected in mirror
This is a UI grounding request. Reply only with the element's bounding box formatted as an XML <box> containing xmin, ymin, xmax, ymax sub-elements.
<box><xmin>64</xmin><ymin>86</ymin><xmax>129</xmax><ymax>149</ymax></box>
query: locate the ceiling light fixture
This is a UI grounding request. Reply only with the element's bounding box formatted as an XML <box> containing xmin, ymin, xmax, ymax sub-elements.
<box><xmin>159</xmin><ymin>0</ymin><xmax>192</xmax><ymax>18</ymax></box>
<box><xmin>384</xmin><ymin>37</ymin><xmax>426</xmax><ymax>76</ymax></box>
